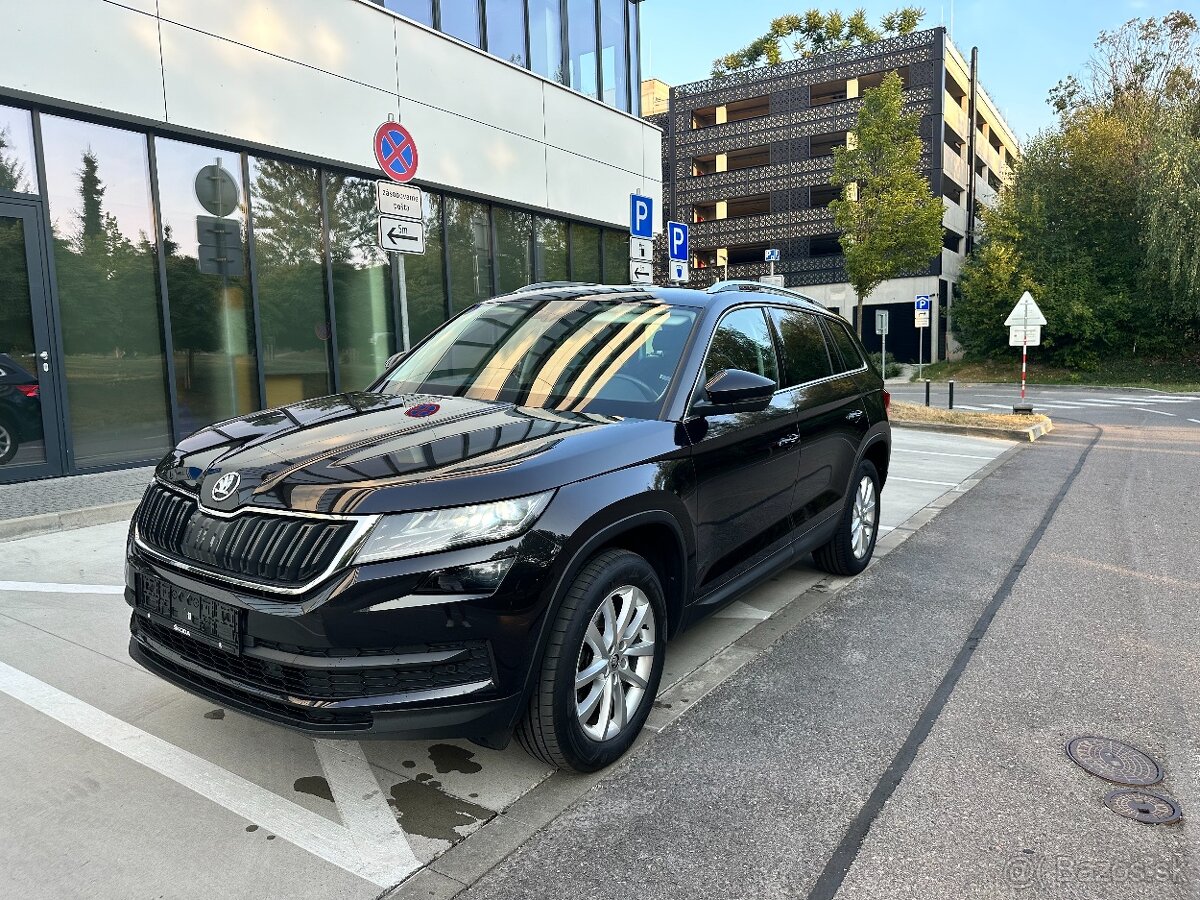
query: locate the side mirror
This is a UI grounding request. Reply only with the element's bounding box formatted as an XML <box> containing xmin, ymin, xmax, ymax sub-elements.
<box><xmin>384</xmin><ymin>350</ymin><xmax>408</xmax><ymax>371</ymax></box>
<box><xmin>695</xmin><ymin>369</ymin><xmax>776</xmax><ymax>416</ymax></box>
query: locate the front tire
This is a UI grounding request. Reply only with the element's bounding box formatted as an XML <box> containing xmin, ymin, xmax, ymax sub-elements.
<box><xmin>516</xmin><ymin>549</ymin><xmax>666</xmax><ymax>772</ymax></box>
<box><xmin>813</xmin><ymin>459</ymin><xmax>880</xmax><ymax>576</ymax></box>
<box><xmin>0</xmin><ymin>415</ymin><xmax>18</xmax><ymax>465</ymax></box>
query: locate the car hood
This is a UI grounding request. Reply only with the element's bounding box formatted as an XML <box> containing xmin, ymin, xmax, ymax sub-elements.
<box><xmin>156</xmin><ymin>392</ymin><xmax>682</xmax><ymax>515</ymax></box>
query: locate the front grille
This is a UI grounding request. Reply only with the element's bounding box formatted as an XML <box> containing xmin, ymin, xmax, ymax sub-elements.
<box><xmin>136</xmin><ymin>483</ymin><xmax>355</xmax><ymax>587</ymax></box>
<box><xmin>134</xmin><ymin>616</ymin><xmax>493</xmax><ymax>701</ymax></box>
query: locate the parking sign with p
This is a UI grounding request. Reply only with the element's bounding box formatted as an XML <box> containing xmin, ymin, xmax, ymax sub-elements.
<box><xmin>630</xmin><ymin>193</ymin><xmax>653</xmax><ymax>239</ymax></box>
<box><xmin>667</xmin><ymin>221</ymin><xmax>689</xmax><ymax>262</ymax></box>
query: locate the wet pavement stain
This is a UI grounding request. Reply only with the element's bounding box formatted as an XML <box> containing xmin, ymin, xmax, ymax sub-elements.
<box><xmin>428</xmin><ymin>743</ymin><xmax>483</xmax><ymax>775</ymax></box>
<box><xmin>415</xmin><ymin>772</ymin><xmax>442</xmax><ymax>788</ymax></box>
<box><xmin>402</xmin><ymin>760</ymin><xmax>416</xmax><ymax>769</ymax></box>
<box><xmin>293</xmin><ymin>776</ymin><xmax>334</xmax><ymax>803</ymax></box>
<box><xmin>203</xmin><ymin>709</ymin><xmax>225</xmax><ymax>720</ymax></box>
<box><xmin>388</xmin><ymin>780</ymin><xmax>494</xmax><ymax>843</ymax></box>
<box><xmin>266</xmin><ymin>835</ymin><xmax>276</xmax><ymax>841</ymax></box>
<box><xmin>245</xmin><ymin>825</ymin><xmax>258</xmax><ymax>833</ymax></box>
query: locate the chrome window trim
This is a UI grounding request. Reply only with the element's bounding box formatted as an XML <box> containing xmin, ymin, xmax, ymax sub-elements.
<box><xmin>135</xmin><ymin>481</ymin><xmax>380</xmax><ymax>596</ymax></box>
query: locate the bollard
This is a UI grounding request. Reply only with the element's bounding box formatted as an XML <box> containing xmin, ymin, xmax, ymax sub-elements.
<box><xmin>949</xmin><ymin>379</ymin><xmax>955</xmax><ymax>410</ymax></box>
<box><xmin>924</xmin><ymin>379</ymin><xmax>931</xmax><ymax>407</ymax></box>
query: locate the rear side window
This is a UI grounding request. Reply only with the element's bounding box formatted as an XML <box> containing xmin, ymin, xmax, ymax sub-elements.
<box><xmin>769</xmin><ymin>308</ymin><xmax>833</xmax><ymax>388</ymax></box>
<box><xmin>826</xmin><ymin>318</ymin><xmax>866</xmax><ymax>373</ymax></box>
<box><xmin>704</xmin><ymin>307</ymin><xmax>779</xmax><ymax>384</ymax></box>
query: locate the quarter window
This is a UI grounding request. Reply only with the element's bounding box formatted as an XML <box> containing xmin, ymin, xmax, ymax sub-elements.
<box><xmin>704</xmin><ymin>307</ymin><xmax>779</xmax><ymax>384</ymax></box>
<box><xmin>826</xmin><ymin>318</ymin><xmax>866</xmax><ymax>373</ymax></box>
<box><xmin>769</xmin><ymin>308</ymin><xmax>832</xmax><ymax>388</ymax></box>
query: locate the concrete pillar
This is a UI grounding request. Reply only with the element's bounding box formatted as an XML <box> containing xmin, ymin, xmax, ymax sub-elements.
<box><xmin>846</xmin><ymin>77</ymin><xmax>859</xmax><ymax>99</ymax></box>
<box><xmin>715</xmin><ymin>200</ymin><xmax>728</xmax><ymax>219</ymax></box>
<box><xmin>715</xmin><ymin>105</ymin><xmax>728</xmax><ymax>125</ymax></box>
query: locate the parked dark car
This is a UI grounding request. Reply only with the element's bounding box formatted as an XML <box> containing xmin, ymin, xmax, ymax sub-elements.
<box><xmin>126</xmin><ymin>282</ymin><xmax>890</xmax><ymax>771</ymax></box>
<box><xmin>0</xmin><ymin>353</ymin><xmax>43</xmax><ymax>466</ymax></box>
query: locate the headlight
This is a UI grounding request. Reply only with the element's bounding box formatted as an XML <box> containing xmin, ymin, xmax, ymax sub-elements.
<box><xmin>355</xmin><ymin>491</ymin><xmax>554</xmax><ymax>563</ymax></box>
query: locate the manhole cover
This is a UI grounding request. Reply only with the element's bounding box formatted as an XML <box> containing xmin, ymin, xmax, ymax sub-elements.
<box><xmin>1065</xmin><ymin>736</ymin><xmax>1163</xmax><ymax>786</ymax></box>
<box><xmin>1104</xmin><ymin>789</ymin><xmax>1182</xmax><ymax>825</ymax></box>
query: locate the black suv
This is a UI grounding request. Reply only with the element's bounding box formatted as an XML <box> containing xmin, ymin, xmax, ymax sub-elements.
<box><xmin>127</xmin><ymin>282</ymin><xmax>890</xmax><ymax>771</ymax></box>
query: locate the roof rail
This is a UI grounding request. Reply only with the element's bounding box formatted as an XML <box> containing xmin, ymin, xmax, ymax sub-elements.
<box><xmin>706</xmin><ymin>280</ymin><xmax>826</xmax><ymax>307</ymax></box>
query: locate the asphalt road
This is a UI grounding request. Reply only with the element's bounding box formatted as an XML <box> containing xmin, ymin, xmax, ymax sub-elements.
<box><xmin>0</xmin><ymin>429</ymin><xmax>1011</xmax><ymax>900</ymax></box>
<box><xmin>889</xmin><ymin>382</ymin><xmax>1200</xmax><ymax>429</ymax></box>
<box><xmin>456</xmin><ymin>397</ymin><xmax>1200</xmax><ymax>899</ymax></box>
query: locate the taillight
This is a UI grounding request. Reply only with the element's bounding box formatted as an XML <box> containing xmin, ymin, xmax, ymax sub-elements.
<box><xmin>882</xmin><ymin>390</ymin><xmax>891</xmax><ymax>412</ymax></box>
<box><xmin>15</xmin><ymin>384</ymin><xmax>38</xmax><ymax>399</ymax></box>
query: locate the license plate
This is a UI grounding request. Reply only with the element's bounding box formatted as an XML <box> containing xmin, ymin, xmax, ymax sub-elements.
<box><xmin>136</xmin><ymin>574</ymin><xmax>242</xmax><ymax>655</ymax></box>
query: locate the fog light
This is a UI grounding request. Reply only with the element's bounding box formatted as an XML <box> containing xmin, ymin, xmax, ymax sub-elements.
<box><xmin>421</xmin><ymin>556</ymin><xmax>516</xmax><ymax>594</ymax></box>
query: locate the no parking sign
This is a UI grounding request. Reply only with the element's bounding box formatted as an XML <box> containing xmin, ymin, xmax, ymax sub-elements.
<box><xmin>374</xmin><ymin>121</ymin><xmax>419</xmax><ymax>183</ymax></box>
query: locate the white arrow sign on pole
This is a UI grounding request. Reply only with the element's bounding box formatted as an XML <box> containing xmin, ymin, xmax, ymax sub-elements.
<box><xmin>1005</xmin><ymin>291</ymin><xmax>1047</xmax><ymax>327</ymax></box>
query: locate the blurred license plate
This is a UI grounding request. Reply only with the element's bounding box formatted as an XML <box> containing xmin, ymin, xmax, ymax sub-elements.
<box><xmin>136</xmin><ymin>574</ymin><xmax>241</xmax><ymax>655</ymax></box>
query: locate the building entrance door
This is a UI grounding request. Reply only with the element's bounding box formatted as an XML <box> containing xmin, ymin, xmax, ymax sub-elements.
<box><xmin>0</xmin><ymin>199</ymin><xmax>66</xmax><ymax>482</ymax></box>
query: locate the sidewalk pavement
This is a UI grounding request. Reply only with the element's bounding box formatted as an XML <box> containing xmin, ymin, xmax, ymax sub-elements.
<box><xmin>0</xmin><ymin>467</ymin><xmax>152</xmax><ymax>538</ymax></box>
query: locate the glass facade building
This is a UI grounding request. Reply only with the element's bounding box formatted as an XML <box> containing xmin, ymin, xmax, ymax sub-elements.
<box><xmin>379</xmin><ymin>0</ymin><xmax>641</xmax><ymax>113</ymax></box>
<box><xmin>0</xmin><ymin>101</ymin><xmax>640</xmax><ymax>481</ymax></box>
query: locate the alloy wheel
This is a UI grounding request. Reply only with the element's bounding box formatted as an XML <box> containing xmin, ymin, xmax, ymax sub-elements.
<box><xmin>574</xmin><ymin>584</ymin><xmax>657</xmax><ymax>742</ymax></box>
<box><xmin>850</xmin><ymin>475</ymin><xmax>877</xmax><ymax>560</ymax></box>
<box><xmin>0</xmin><ymin>424</ymin><xmax>12</xmax><ymax>461</ymax></box>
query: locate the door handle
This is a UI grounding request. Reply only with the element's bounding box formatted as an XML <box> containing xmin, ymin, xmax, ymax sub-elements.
<box><xmin>774</xmin><ymin>433</ymin><xmax>800</xmax><ymax>449</ymax></box>
<box><xmin>38</xmin><ymin>351</ymin><xmax>49</xmax><ymax>360</ymax></box>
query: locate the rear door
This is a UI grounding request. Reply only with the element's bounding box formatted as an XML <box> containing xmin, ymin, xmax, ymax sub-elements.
<box><xmin>687</xmin><ymin>305</ymin><xmax>800</xmax><ymax>593</ymax></box>
<box><xmin>817</xmin><ymin>315</ymin><xmax>873</xmax><ymax>506</ymax></box>
<box><xmin>767</xmin><ymin>305</ymin><xmax>846</xmax><ymax>528</ymax></box>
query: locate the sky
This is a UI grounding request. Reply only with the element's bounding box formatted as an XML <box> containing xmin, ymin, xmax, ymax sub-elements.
<box><xmin>639</xmin><ymin>0</ymin><xmax>1199</xmax><ymax>142</ymax></box>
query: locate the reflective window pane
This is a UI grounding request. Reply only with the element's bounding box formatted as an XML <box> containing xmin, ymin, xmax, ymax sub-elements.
<box><xmin>440</xmin><ymin>0</ymin><xmax>481</xmax><ymax>47</ymax></box>
<box><xmin>529</xmin><ymin>0</ymin><xmax>565</xmax><ymax>82</ymax></box>
<box><xmin>535</xmin><ymin>217</ymin><xmax>568</xmax><ymax>281</ymax></box>
<box><xmin>41</xmin><ymin>116</ymin><xmax>172</xmax><ymax>466</ymax></box>
<box><xmin>494</xmin><ymin>206</ymin><xmax>532</xmax><ymax>294</ymax></box>
<box><xmin>326</xmin><ymin>174</ymin><xmax>395</xmax><ymax>391</ymax></box>
<box><xmin>249</xmin><ymin>157</ymin><xmax>332</xmax><ymax>408</ymax></box>
<box><xmin>600</xmin><ymin>0</ymin><xmax>629</xmax><ymax>111</ymax></box>
<box><xmin>155</xmin><ymin>138</ymin><xmax>259</xmax><ymax>435</ymax></box>
<box><xmin>0</xmin><ymin>215</ymin><xmax>46</xmax><ymax>468</ymax></box>
<box><xmin>571</xmin><ymin>222</ymin><xmax>600</xmax><ymax>281</ymax></box>
<box><xmin>568</xmin><ymin>0</ymin><xmax>599</xmax><ymax>98</ymax></box>
<box><xmin>445</xmin><ymin>196</ymin><xmax>493</xmax><ymax>311</ymax></box>
<box><xmin>486</xmin><ymin>0</ymin><xmax>527</xmax><ymax>66</ymax></box>
<box><xmin>602</xmin><ymin>228</ymin><xmax>627</xmax><ymax>283</ymax></box>
<box><xmin>628</xmin><ymin>0</ymin><xmax>641</xmax><ymax>114</ymax></box>
<box><xmin>706</xmin><ymin>307</ymin><xmax>778</xmax><ymax>382</ymax></box>
<box><xmin>403</xmin><ymin>191</ymin><xmax>448</xmax><ymax>345</ymax></box>
<box><xmin>383</xmin><ymin>0</ymin><xmax>433</xmax><ymax>26</ymax></box>
<box><xmin>0</xmin><ymin>105</ymin><xmax>37</xmax><ymax>194</ymax></box>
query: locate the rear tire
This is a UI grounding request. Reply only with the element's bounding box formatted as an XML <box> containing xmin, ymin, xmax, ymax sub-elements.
<box><xmin>516</xmin><ymin>549</ymin><xmax>666</xmax><ymax>773</ymax></box>
<box><xmin>813</xmin><ymin>459</ymin><xmax>880</xmax><ymax>576</ymax></box>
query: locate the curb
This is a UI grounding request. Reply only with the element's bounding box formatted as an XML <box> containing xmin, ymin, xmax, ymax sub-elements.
<box><xmin>892</xmin><ymin>419</ymin><xmax>1053</xmax><ymax>443</ymax></box>
<box><xmin>0</xmin><ymin>500</ymin><xmax>139</xmax><ymax>542</ymax></box>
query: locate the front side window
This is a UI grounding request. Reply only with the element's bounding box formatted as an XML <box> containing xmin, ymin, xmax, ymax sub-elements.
<box><xmin>380</xmin><ymin>295</ymin><xmax>698</xmax><ymax>418</ymax></box>
<box><xmin>769</xmin><ymin>308</ymin><xmax>832</xmax><ymax>388</ymax></box>
<box><xmin>704</xmin><ymin>307</ymin><xmax>779</xmax><ymax>384</ymax></box>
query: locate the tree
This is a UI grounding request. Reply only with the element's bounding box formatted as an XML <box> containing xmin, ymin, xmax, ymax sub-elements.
<box><xmin>829</xmin><ymin>70</ymin><xmax>943</xmax><ymax>336</ymax></box>
<box><xmin>0</xmin><ymin>126</ymin><xmax>27</xmax><ymax>193</ymax></box>
<box><xmin>712</xmin><ymin>7</ymin><xmax>924</xmax><ymax>76</ymax></box>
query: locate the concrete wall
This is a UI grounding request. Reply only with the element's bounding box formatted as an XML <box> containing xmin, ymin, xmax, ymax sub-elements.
<box><xmin>0</xmin><ymin>0</ymin><xmax>663</xmax><ymax>230</ymax></box>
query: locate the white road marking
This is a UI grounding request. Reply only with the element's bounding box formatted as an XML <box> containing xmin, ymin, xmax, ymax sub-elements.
<box><xmin>315</xmin><ymin>740</ymin><xmax>421</xmax><ymax>870</ymax></box>
<box><xmin>712</xmin><ymin>600</ymin><xmax>772</xmax><ymax>621</ymax></box>
<box><xmin>1188</xmin><ymin>419</ymin><xmax>1200</xmax><ymax>425</ymax></box>
<box><xmin>0</xmin><ymin>660</ymin><xmax>419</xmax><ymax>888</ymax></box>
<box><xmin>1075</xmin><ymin>399</ymin><xmax>1141</xmax><ymax>406</ymax></box>
<box><xmin>1133</xmin><ymin>408</ymin><xmax>1177</xmax><ymax>417</ymax></box>
<box><xmin>1107</xmin><ymin>395</ymin><xmax>1192</xmax><ymax>403</ymax></box>
<box><xmin>952</xmin><ymin>404</ymin><xmax>989</xmax><ymax>411</ymax></box>
<box><xmin>0</xmin><ymin>581</ymin><xmax>125</xmax><ymax>595</ymax></box>
<box><xmin>893</xmin><ymin>448</ymin><xmax>997</xmax><ymax>461</ymax></box>
<box><xmin>891</xmin><ymin>476</ymin><xmax>960</xmax><ymax>487</ymax></box>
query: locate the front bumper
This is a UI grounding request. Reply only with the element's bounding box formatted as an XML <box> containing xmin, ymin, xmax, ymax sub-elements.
<box><xmin>125</xmin><ymin>526</ymin><xmax>562</xmax><ymax>744</ymax></box>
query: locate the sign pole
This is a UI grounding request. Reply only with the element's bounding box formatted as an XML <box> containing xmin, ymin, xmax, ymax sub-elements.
<box><xmin>1021</xmin><ymin>307</ymin><xmax>1027</xmax><ymax>401</ymax></box>
<box><xmin>881</xmin><ymin>329</ymin><xmax>887</xmax><ymax>378</ymax></box>
<box><xmin>917</xmin><ymin>327</ymin><xmax>923</xmax><ymax>381</ymax></box>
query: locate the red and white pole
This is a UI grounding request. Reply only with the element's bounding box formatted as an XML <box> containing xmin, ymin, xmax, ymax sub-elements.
<box><xmin>1021</xmin><ymin>334</ymin><xmax>1028</xmax><ymax>400</ymax></box>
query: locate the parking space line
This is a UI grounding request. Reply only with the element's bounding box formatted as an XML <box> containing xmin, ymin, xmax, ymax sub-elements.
<box><xmin>890</xmin><ymin>476</ymin><xmax>960</xmax><ymax>487</ymax></box>
<box><xmin>314</xmin><ymin>740</ymin><xmax>421</xmax><ymax>877</ymax></box>
<box><xmin>0</xmin><ymin>660</ymin><xmax>414</xmax><ymax>889</ymax></box>
<box><xmin>0</xmin><ymin>581</ymin><xmax>125</xmax><ymax>595</ymax></box>
<box><xmin>1133</xmin><ymin>408</ymin><xmax>1177</xmax><ymax>417</ymax></box>
<box><xmin>1188</xmin><ymin>419</ymin><xmax>1200</xmax><ymax>426</ymax></box>
<box><xmin>892</xmin><ymin>448</ymin><xmax>997</xmax><ymax>461</ymax></box>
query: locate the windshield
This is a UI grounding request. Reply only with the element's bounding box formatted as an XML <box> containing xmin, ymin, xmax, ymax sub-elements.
<box><xmin>378</xmin><ymin>293</ymin><xmax>698</xmax><ymax>418</ymax></box>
